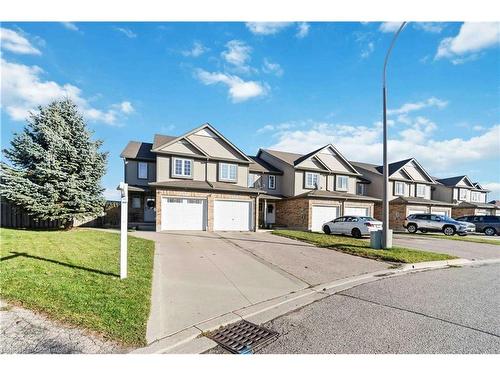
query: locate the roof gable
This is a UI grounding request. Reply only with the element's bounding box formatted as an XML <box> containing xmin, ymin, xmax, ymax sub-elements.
<box><xmin>294</xmin><ymin>144</ymin><xmax>361</xmax><ymax>175</ymax></box>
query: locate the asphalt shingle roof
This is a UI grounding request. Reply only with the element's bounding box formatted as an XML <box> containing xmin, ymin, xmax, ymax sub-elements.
<box><xmin>120</xmin><ymin>141</ymin><xmax>155</xmax><ymax>160</ymax></box>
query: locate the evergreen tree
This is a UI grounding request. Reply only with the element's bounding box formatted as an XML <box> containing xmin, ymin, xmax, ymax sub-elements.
<box><xmin>1</xmin><ymin>98</ymin><xmax>108</xmax><ymax>227</ymax></box>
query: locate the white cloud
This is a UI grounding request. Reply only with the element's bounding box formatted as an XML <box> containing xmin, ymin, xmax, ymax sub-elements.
<box><xmin>387</xmin><ymin>97</ymin><xmax>448</xmax><ymax>115</ymax></box>
<box><xmin>1</xmin><ymin>57</ymin><xmax>128</xmax><ymax>125</ymax></box>
<box><xmin>483</xmin><ymin>182</ymin><xmax>500</xmax><ymax>200</ymax></box>
<box><xmin>265</xmin><ymin>119</ymin><xmax>500</xmax><ymax>175</ymax></box>
<box><xmin>262</xmin><ymin>58</ymin><xmax>283</xmax><ymax>77</ymax></box>
<box><xmin>221</xmin><ymin>40</ymin><xmax>252</xmax><ymax>69</ymax></box>
<box><xmin>245</xmin><ymin>22</ymin><xmax>293</xmax><ymax>35</ymax></box>
<box><xmin>413</xmin><ymin>22</ymin><xmax>445</xmax><ymax>34</ymax></box>
<box><xmin>115</xmin><ymin>101</ymin><xmax>134</xmax><ymax>114</ymax></box>
<box><xmin>296</xmin><ymin>23</ymin><xmax>310</xmax><ymax>38</ymax></box>
<box><xmin>103</xmin><ymin>187</ymin><xmax>121</xmax><ymax>201</ymax></box>
<box><xmin>360</xmin><ymin>42</ymin><xmax>375</xmax><ymax>59</ymax></box>
<box><xmin>379</xmin><ymin>22</ymin><xmax>404</xmax><ymax>33</ymax></box>
<box><xmin>0</xmin><ymin>27</ymin><xmax>41</xmax><ymax>55</ymax></box>
<box><xmin>436</xmin><ymin>22</ymin><xmax>500</xmax><ymax>62</ymax></box>
<box><xmin>473</xmin><ymin>125</ymin><xmax>485</xmax><ymax>131</ymax></box>
<box><xmin>195</xmin><ymin>69</ymin><xmax>268</xmax><ymax>103</ymax></box>
<box><xmin>61</xmin><ymin>22</ymin><xmax>79</xmax><ymax>32</ymax></box>
<box><xmin>181</xmin><ymin>41</ymin><xmax>208</xmax><ymax>57</ymax></box>
<box><xmin>114</xmin><ymin>27</ymin><xmax>137</xmax><ymax>38</ymax></box>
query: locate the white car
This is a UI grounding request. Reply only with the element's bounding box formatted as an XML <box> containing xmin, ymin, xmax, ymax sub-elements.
<box><xmin>322</xmin><ymin>216</ymin><xmax>383</xmax><ymax>238</ymax></box>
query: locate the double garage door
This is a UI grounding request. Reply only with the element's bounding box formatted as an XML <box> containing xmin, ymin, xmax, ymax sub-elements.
<box><xmin>161</xmin><ymin>197</ymin><xmax>252</xmax><ymax>231</ymax></box>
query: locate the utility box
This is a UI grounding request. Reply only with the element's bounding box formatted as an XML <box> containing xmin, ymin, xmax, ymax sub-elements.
<box><xmin>370</xmin><ymin>230</ymin><xmax>382</xmax><ymax>249</ymax></box>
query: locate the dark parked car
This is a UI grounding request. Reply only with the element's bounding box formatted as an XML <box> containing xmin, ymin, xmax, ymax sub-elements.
<box><xmin>454</xmin><ymin>215</ymin><xmax>500</xmax><ymax>236</ymax></box>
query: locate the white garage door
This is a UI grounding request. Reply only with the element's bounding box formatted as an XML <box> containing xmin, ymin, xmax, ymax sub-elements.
<box><xmin>344</xmin><ymin>207</ymin><xmax>369</xmax><ymax>216</ymax></box>
<box><xmin>311</xmin><ymin>205</ymin><xmax>339</xmax><ymax>232</ymax></box>
<box><xmin>432</xmin><ymin>209</ymin><xmax>448</xmax><ymax>217</ymax></box>
<box><xmin>407</xmin><ymin>208</ymin><xmax>427</xmax><ymax>216</ymax></box>
<box><xmin>214</xmin><ymin>200</ymin><xmax>252</xmax><ymax>231</ymax></box>
<box><xmin>161</xmin><ymin>197</ymin><xmax>206</xmax><ymax>230</ymax></box>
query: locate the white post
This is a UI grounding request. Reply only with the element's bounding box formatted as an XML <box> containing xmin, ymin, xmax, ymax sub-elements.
<box><xmin>119</xmin><ymin>182</ymin><xmax>128</xmax><ymax>279</ymax></box>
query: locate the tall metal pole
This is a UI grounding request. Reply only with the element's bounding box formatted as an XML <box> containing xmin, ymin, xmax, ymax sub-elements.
<box><xmin>382</xmin><ymin>22</ymin><xmax>407</xmax><ymax>249</ymax></box>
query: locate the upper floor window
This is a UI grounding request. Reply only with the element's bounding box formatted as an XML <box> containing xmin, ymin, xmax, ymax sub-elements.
<box><xmin>219</xmin><ymin>163</ymin><xmax>237</xmax><ymax>182</ymax></box>
<box><xmin>471</xmin><ymin>191</ymin><xmax>482</xmax><ymax>202</ymax></box>
<box><xmin>172</xmin><ymin>158</ymin><xmax>192</xmax><ymax>178</ymax></box>
<box><xmin>356</xmin><ymin>183</ymin><xmax>367</xmax><ymax>196</ymax></box>
<box><xmin>305</xmin><ymin>172</ymin><xmax>319</xmax><ymax>189</ymax></box>
<box><xmin>459</xmin><ymin>188</ymin><xmax>468</xmax><ymax>200</ymax></box>
<box><xmin>416</xmin><ymin>184</ymin><xmax>426</xmax><ymax>198</ymax></box>
<box><xmin>247</xmin><ymin>173</ymin><xmax>256</xmax><ymax>188</ymax></box>
<box><xmin>268</xmin><ymin>175</ymin><xmax>276</xmax><ymax>190</ymax></box>
<box><xmin>336</xmin><ymin>175</ymin><xmax>348</xmax><ymax>191</ymax></box>
<box><xmin>138</xmin><ymin>162</ymin><xmax>148</xmax><ymax>179</ymax></box>
<box><xmin>394</xmin><ymin>181</ymin><xmax>405</xmax><ymax>196</ymax></box>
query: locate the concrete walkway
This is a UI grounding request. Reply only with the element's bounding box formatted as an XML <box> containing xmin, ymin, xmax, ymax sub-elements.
<box><xmin>132</xmin><ymin>231</ymin><xmax>308</xmax><ymax>343</ymax></box>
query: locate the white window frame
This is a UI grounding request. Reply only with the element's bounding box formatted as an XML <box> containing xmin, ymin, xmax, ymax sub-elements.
<box><xmin>356</xmin><ymin>183</ymin><xmax>367</xmax><ymax>196</ymax></box>
<box><xmin>219</xmin><ymin>163</ymin><xmax>238</xmax><ymax>182</ymax></box>
<box><xmin>305</xmin><ymin>172</ymin><xmax>319</xmax><ymax>189</ymax></box>
<box><xmin>172</xmin><ymin>157</ymin><xmax>193</xmax><ymax>178</ymax></box>
<box><xmin>247</xmin><ymin>173</ymin><xmax>256</xmax><ymax>188</ymax></box>
<box><xmin>138</xmin><ymin>162</ymin><xmax>148</xmax><ymax>180</ymax></box>
<box><xmin>268</xmin><ymin>175</ymin><xmax>276</xmax><ymax>190</ymax></box>
<box><xmin>471</xmin><ymin>191</ymin><xmax>481</xmax><ymax>202</ymax></box>
<box><xmin>459</xmin><ymin>188</ymin><xmax>468</xmax><ymax>201</ymax></box>
<box><xmin>416</xmin><ymin>184</ymin><xmax>426</xmax><ymax>198</ymax></box>
<box><xmin>395</xmin><ymin>181</ymin><xmax>405</xmax><ymax>196</ymax></box>
<box><xmin>336</xmin><ymin>175</ymin><xmax>348</xmax><ymax>191</ymax></box>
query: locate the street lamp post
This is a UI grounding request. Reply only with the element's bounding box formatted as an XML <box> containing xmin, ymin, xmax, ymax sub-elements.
<box><xmin>382</xmin><ymin>22</ymin><xmax>407</xmax><ymax>249</ymax></box>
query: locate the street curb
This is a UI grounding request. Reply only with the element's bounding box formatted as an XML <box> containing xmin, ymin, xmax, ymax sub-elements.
<box><xmin>130</xmin><ymin>257</ymin><xmax>498</xmax><ymax>354</ymax></box>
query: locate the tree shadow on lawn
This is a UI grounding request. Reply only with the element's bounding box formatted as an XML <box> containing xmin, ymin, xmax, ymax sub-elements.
<box><xmin>0</xmin><ymin>251</ymin><xmax>119</xmax><ymax>278</ymax></box>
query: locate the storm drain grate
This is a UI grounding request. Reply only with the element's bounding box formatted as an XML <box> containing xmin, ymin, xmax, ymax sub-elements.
<box><xmin>207</xmin><ymin>320</ymin><xmax>279</xmax><ymax>354</ymax></box>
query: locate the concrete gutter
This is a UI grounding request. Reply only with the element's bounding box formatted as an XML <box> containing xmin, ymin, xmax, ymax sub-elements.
<box><xmin>131</xmin><ymin>257</ymin><xmax>499</xmax><ymax>354</ymax></box>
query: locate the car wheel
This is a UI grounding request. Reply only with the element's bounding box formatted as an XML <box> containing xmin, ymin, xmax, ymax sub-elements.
<box><xmin>420</xmin><ymin>229</ymin><xmax>427</xmax><ymax>233</ymax></box>
<box><xmin>351</xmin><ymin>228</ymin><xmax>362</xmax><ymax>238</ymax></box>
<box><xmin>323</xmin><ymin>225</ymin><xmax>331</xmax><ymax>235</ymax></box>
<box><xmin>484</xmin><ymin>227</ymin><xmax>496</xmax><ymax>236</ymax></box>
<box><xmin>407</xmin><ymin>223</ymin><xmax>418</xmax><ymax>234</ymax></box>
<box><xmin>443</xmin><ymin>226</ymin><xmax>456</xmax><ymax>236</ymax></box>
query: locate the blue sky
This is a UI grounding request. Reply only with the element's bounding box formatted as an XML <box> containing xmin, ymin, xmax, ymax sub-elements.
<box><xmin>1</xmin><ymin>22</ymin><xmax>499</xmax><ymax>199</ymax></box>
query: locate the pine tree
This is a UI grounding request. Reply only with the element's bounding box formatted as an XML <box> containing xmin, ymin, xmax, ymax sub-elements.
<box><xmin>1</xmin><ymin>98</ymin><xmax>108</xmax><ymax>227</ymax></box>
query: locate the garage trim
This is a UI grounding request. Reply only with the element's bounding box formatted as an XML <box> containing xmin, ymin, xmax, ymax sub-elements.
<box><xmin>160</xmin><ymin>196</ymin><xmax>208</xmax><ymax>231</ymax></box>
<box><xmin>213</xmin><ymin>199</ymin><xmax>254</xmax><ymax>231</ymax></box>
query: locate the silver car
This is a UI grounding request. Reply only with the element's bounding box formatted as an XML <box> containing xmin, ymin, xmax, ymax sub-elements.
<box><xmin>404</xmin><ymin>214</ymin><xmax>475</xmax><ymax>236</ymax></box>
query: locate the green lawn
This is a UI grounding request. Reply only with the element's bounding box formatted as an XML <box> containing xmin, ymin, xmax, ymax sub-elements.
<box><xmin>272</xmin><ymin>230</ymin><xmax>457</xmax><ymax>263</ymax></box>
<box><xmin>400</xmin><ymin>232</ymin><xmax>500</xmax><ymax>246</ymax></box>
<box><xmin>0</xmin><ymin>228</ymin><xmax>154</xmax><ymax>347</ymax></box>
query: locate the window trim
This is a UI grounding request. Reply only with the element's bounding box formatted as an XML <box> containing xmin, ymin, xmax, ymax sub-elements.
<box><xmin>268</xmin><ymin>175</ymin><xmax>276</xmax><ymax>190</ymax></box>
<box><xmin>356</xmin><ymin>183</ymin><xmax>367</xmax><ymax>196</ymax></box>
<box><xmin>336</xmin><ymin>175</ymin><xmax>349</xmax><ymax>192</ymax></box>
<box><xmin>416</xmin><ymin>183</ymin><xmax>426</xmax><ymax>198</ymax></box>
<box><xmin>304</xmin><ymin>172</ymin><xmax>319</xmax><ymax>189</ymax></box>
<box><xmin>171</xmin><ymin>157</ymin><xmax>193</xmax><ymax>179</ymax></box>
<box><xmin>131</xmin><ymin>196</ymin><xmax>141</xmax><ymax>209</ymax></box>
<box><xmin>394</xmin><ymin>181</ymin><xmax>405</xmax><ymax>196</ymax></box>
<box><xmin>219</xmin><ymin>162</ymin><xmax>238</xmax><ymax>182</ymax></box>
<box><xmin>459</xmin><ymin>188</ymin><xmax>468</xmax><ymax>201</ymax></box>
<box><xmin>137</xmin><ymin>161</ymin><xmax>148</xmax><ymax>180</ymax></box>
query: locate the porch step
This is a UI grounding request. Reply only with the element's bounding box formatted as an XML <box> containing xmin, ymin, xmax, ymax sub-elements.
<box><xmin>129</xmin><ymin>222</ymin><xmax>155</xmax><ymax>231</ymax></box>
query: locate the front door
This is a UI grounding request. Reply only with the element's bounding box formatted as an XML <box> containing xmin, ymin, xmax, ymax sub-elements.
<box><xmin>144</xmin><ymin>197</ymin><xmax>156</xmax><ymax>222</ymax></box>
<box><xmin>267</xmin><ymin>203</ymin><xmax>276</xmax><ymax>224</ymax></box>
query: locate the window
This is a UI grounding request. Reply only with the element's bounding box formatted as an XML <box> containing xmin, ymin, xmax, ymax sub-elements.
<box><xmin>172</xmin><ymin>158</ymin><xmax>192</xmax><ymax>178</ymax></box>
<box><xmin>219</xmin><ymin>163</ymin><xmax>237</xmax><ymax>182</ymax></box>
<box><xmin>356</xmin><ymin>183</ymin><xmax>367</xmax><ymax>196</ymax></box>
<box><xmin>471</xmin><ymin>192</ymin><xmax>481</xmax><ymax>202</ymax></box>
<box><xmin>132</xmin><ymin>197</ymin><xmax>141</xmax><ymax>209</ymax></box>
<box><xmin>394</xmin><ymin>181</ymin><xmax>405</xmax><ymax>195</ymax></box>
<box><xmin>268</xmin><ymin>175</ymin><xmax>276</xmax><ymax>190</ymax></box>
<box><xmin>305</xmin><ymin>172</ymin><xmax>319</xmax><ymax>189</ymax></box>
<box><xmin>247</xmin><ymin>173</ymin><xmax>256</xmax><ymax>188</ymax></box>
<box><xmin>336</xmin><ymin>175</ymin><xmax>348</xmax><ymax>191</ymax></box>
<box><xmin>138</xmin><ymin>162</ymin><xmax>148</xmax><ymax>179</ymax></box>
<box><xmin>416</xmin><ymin>184</ymin><xmax>426</xmax><ymax>197</ymax></box>
<box><xmin>459</xmin><ymin>189</ymin><xmax>468</xmax><ymax>201</ymax></box>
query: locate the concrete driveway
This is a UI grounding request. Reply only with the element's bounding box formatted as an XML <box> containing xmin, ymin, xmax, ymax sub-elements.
<box><xmin>392</xmin><ymin>234</ymin><xmax>500</xmax><ymax>260</ymax></box>
<box><xmin>133</xmin><ymin>230</ymin><xmax>389</xmax><ymax>344</ymax></box>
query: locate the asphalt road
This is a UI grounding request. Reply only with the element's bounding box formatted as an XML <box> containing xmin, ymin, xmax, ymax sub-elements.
<box><xmin>208</xmin><ymin>262</ymin><xmax>500</xmax><ymax>354</ymax></box>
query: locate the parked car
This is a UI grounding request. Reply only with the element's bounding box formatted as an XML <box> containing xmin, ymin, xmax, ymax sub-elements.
<box><xmin>322</xmin><ymin>216</ymin><xmax>382</xmax><ymax>238</ymax></box>
<box><xmin>455</xmin><ymin>215</ymin><xmax>500</xmax><ymax>236</ymax></box>
<box><xmin>404</xmin><ymin>214</ymin><xmax>475</xmax><ymax>236</ymax></box>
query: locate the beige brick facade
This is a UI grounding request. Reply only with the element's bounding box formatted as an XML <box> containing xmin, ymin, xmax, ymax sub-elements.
<box><xmin>276</xmin><ymin>198</ymin><xmax>375</xmax><ymax>231</ymax></box>
<box><xmin>155</xmin><ymin>188</ymin><xmax>258</xmax><ymax>231</ymax></box>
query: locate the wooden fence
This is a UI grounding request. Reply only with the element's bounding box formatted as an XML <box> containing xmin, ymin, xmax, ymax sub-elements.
<box><xmin>0</xmin><ymin>200</ymin><xmax>121</xmax><ymax>229</ymax></box>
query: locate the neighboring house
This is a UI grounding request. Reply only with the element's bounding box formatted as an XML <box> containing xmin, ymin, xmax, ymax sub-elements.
<box><xmin>433</xmin><ymin>176</ymin><xmax>496</xmax><ymax>216</ymax></box>
<box><xmin>351</xmin><ymin>158</ymin><xmax>455</xmax><ymax>230</ymax></box>
<box><xmin>256</xmin><ymin>145</ymin><xmax>380</xmax><ymax>231</ymax></box>
<box><xmin>120</xmin><ymin>123</ymin><xmax>263</xmax><ymax>231</ymax></box>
